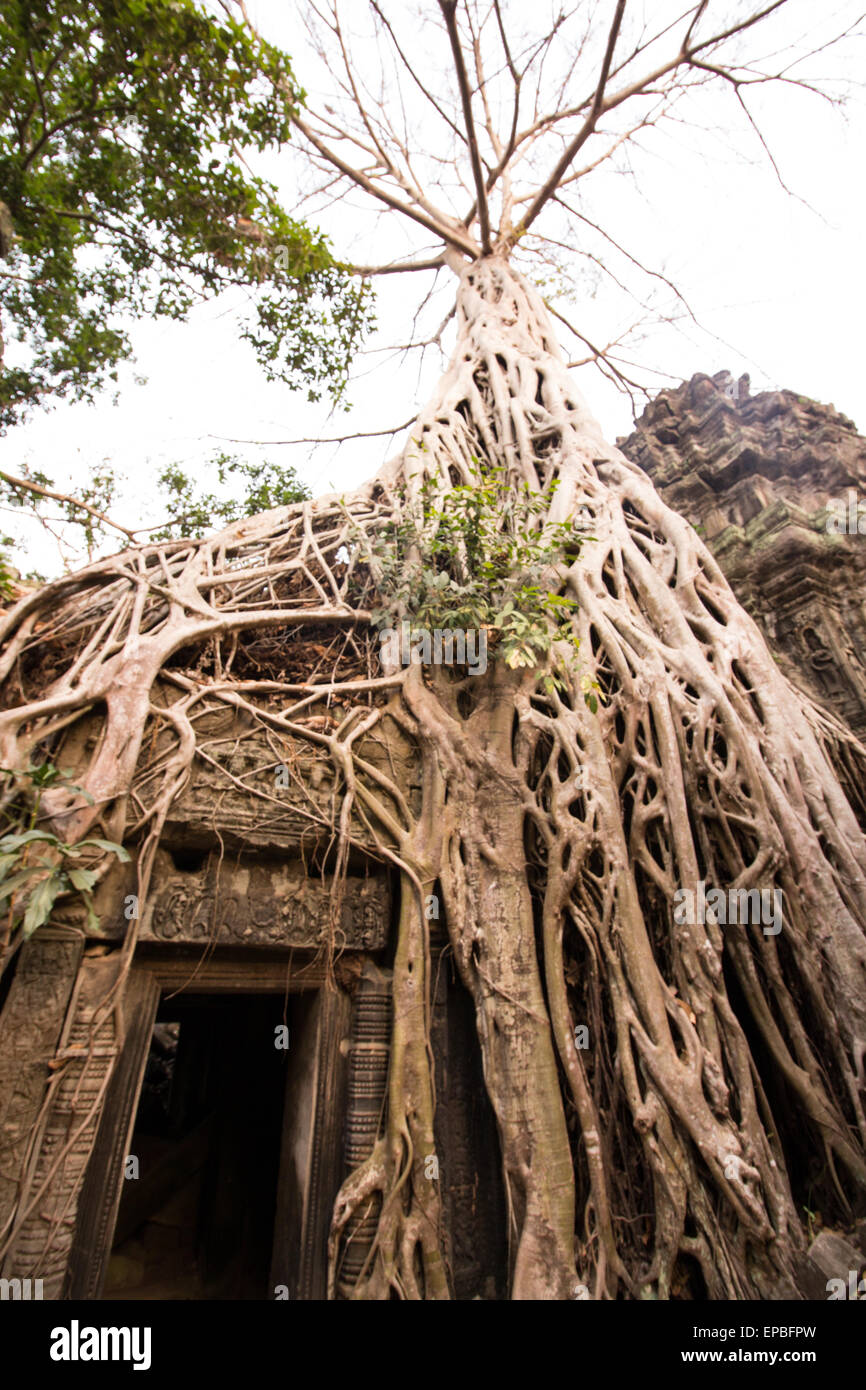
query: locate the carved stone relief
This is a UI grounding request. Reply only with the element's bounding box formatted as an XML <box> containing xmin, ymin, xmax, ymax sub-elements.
<box><xmin>131</xmin><ymin>849</ymin><xmax>390</xmax><ymax>951</ymax></box>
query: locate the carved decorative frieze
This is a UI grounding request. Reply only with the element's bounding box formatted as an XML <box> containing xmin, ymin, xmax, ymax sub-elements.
<box><xmin>132</xmin><ymin>849</ymin><xmax>390</xmax><ymax>951</ymax></box>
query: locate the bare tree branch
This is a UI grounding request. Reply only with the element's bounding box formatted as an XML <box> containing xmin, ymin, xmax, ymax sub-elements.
<box><xmin>439</xmin><ymin>0</ymin><xmax>493</xmax><ymax>254</ymax></box>
<box><xmin>350</xmin><ymin>254</ymin><xmax>447</xmax><ymax>275</ymax></box>
<box><xmin>546</xmin><ymin>300</ymin><xmax>648</xmax><ymax>412</ymax></box>
<box><xmin>370</xmin><ymin>1</ymin><xmax>467</xmax><ymax>147</ymax></box>
<box><xmin>292</xmin><ymin>112</ymin><xmax>479</xmax><ymax>258</ymax></box>
<box><xmin>207</xmin><ymin>418</ymin><xmax>415</xmax><ymax>448</ymax></box>
<box><xmin>0</xmin><ymin>469</ymin><xmax>136</xmax><ymax>540</ymax></box>
<box><xmin>518</xmin><ymin>0</ymin><xmax>627</xmax><ymax>237</ymax></box>
<box><xmin>519</xmin><ymin>1</ymin><xmax>794</xmax><ymax>238</ymax></box>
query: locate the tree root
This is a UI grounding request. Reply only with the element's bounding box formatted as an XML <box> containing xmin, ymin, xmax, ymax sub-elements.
<box><xmin>1</xmin><ymin>256</ymin><xmax>864</xmax><ymax>1298</ymax></box>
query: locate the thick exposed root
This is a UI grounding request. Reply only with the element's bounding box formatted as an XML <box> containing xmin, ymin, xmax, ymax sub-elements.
<box><xmin>1</xmin><ymin>256</ymin><xmax>864</xmax><ymax>1298</ymax></box>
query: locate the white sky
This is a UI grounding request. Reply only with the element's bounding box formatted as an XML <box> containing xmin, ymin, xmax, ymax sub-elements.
<box><xmin>3</xmin><ymin>0</ymin><xmax>864</xmax><ymax>576</ymax></box>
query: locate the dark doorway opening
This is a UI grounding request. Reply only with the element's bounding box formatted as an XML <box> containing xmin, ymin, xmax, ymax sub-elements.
<box><xmin>103</xmin><ymin>993</ymin><xmax>290</xmax><ymax>1300</ymax></box>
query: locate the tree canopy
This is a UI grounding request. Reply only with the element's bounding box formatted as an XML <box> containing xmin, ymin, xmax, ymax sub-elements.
<box><xmin>0</xmin><ymin>0</ymin><xmax>373</xmax><ymax>431</ymax></box>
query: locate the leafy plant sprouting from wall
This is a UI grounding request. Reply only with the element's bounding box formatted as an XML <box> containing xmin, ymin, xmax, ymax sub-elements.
<box><xmin>355</xmin><ymin>463</ymin><xmax>602</xmax><ymax>703</ymax></box>
<box><xmin>0</xmin><ymin>763</ymin><xmax>129</xmax><ymax>957</ymax></box>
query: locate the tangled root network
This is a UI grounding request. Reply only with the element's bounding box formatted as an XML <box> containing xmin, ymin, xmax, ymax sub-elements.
<box><xmin>2</xmin><ymin>258</ymin><xmax>865</xmax><ymax>1300</ymax></box>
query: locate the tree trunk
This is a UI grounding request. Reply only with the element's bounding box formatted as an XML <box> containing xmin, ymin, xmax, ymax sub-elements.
<box><xmin>2</xmin><ymin>253</ymin><xmax>865</xmax><ymax>1301</ymax></box>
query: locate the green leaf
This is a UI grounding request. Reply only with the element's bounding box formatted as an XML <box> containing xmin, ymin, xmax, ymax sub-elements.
<box><xmin>22</xmin><ymin>873</ymin><xmax>64</xmax><ymax>938</ymax></box>
<box><xmin>67</xmin><ymin>867</ymin><xmax>98</xmax><ymax>893</ymax></box>
<box><xmin>0</xmin><ymin>867</ymin><xmax>42</xmax><ymax>903</ymax></box>
<box><xmin>28</xmin><ymin>762</ymin><xmax>61</xmax><ymax>787</ymax></box>
<box><xmin>75</xmin><ymin>839</ymin><xmax>130</xmax><ymax>862</ymax></box>
<box><xmin>0</xmin><ymin>851</ymin><xmax>22</xmax><ymax>878</ymax></box>
<box><xmin>0</xmin><ymin>830</ymin><xmax>59</xmax><ymax>852</ymax></box>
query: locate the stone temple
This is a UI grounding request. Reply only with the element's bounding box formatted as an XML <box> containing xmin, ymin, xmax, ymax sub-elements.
<box><xmin>1</xmin><ymin>372</ymin><xmax>864</xmax><ymax>1299</ymax></box>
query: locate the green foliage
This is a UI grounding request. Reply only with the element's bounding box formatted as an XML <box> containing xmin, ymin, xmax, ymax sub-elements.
<box><xmin>0</xmin><ymin>762</ymin><xmax>129</xmax><ymax>939</ymax></box>
<box><xmin>0</xmin><ymin>0</ymin><xmax>374</xmax><ymax>429</ymax></box>
<box><xmin>150</xmin><ymin>452</ymin><xmax>311</xmax><ymax>539</ymax></box>
<box><xmin>0</xmin><ymin>451</ymin><xmax>312</xmax><ymax>575</ymax></box>
<box><xmin>358</xmin><ymin>460</ymin><xmax>600</xmax><ymax>700</ymax></box>
<box><xmin>2</xmin><ymin>460</ymin><xmax>121</xmax><ymax>565</ymax></box>
<box><xmin>0</xmin><ymin>533</ymin><xmax>18</xmax><ymax>597</ymax></box>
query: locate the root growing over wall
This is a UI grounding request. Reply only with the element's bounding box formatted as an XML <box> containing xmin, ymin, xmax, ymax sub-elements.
<box><xmin>2</xmin><ymin>257</ymin><xmax>865</xmax><ymax>1298</ymax></box>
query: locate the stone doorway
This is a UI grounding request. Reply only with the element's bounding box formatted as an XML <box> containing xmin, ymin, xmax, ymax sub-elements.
<box><xmin>103</xmin><ymin>993</ymin><xmax>291</xmax><ymax>1300</ymax></box>
<box><xmin>65</xmin><ymin>949</ymin><xmax>351</xmax><ymax>1301</ymax></box>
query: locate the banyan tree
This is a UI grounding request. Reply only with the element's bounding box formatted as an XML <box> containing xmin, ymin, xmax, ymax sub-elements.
<box><xmin>1</xmin><ymin>1</ymin><xmax>864</xmax><ymax>1302</ymax></box>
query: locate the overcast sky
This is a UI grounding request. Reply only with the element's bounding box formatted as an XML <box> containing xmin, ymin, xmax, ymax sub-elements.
<box><xmin>4</xmin><ymin>0</ymin><xmax>864</xmax><ymax>576</ymax></box>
